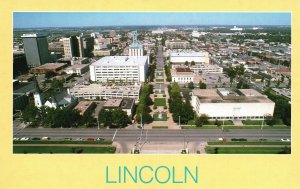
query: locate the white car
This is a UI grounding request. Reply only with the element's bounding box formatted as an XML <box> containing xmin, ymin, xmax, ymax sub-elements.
<box><xmin>13</xmin><ymin>137</ymin><xmax>20</xmax><ymax>141</ymax></box>
<box><xmin>75</xmin><ymin>138</ymin><xmax>83</xmax><ymax>141</ymax></box>
<box><xmin>20</xmin><ymin>137</ymin><xmax>29</xmax><ymax>141</ymax></box>
<box><xmin>281</xmin><ymin>138</ymin><xmax>290</xmax><ymax>142</ymax></box>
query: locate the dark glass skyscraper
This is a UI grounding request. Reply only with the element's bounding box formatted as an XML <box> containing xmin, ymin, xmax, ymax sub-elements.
<box><xmin>21</xmin><ymin>34</ymin><xmax>49</xmax><ymax>68</ymax></box>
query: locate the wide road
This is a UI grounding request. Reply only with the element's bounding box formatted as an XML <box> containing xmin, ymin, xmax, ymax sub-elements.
<box><xmin>156</xmin><ymin>45</ymin><xmax>164</xmax><ymax>68</ymax></box>
<box><xmin>13</xmin><ymin>128</ymin><xmax>291</xmax><ymax>142</ymax></box>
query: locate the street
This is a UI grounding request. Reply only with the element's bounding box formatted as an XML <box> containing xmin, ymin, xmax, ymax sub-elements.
<box><xmin>13</xmin><ymin>128</ymin><xmax>291</xmax><ymax>142</ymax></box>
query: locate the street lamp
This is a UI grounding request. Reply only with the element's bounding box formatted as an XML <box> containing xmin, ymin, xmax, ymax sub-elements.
<box><xmin>261</xmin><ymin>115</ymin><xmax>265</xmax><ymax>140</ymax></box>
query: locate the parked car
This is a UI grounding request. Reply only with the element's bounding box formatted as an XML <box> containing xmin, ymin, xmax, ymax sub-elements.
<box><xmin>20</xmin><ymin>137</ymin><xmax>29</xmax><ymax>141</ymax></box>
<box><xmin>64</xmin><ymin>138</ymin><xmax>72</xmax><ymax>141</ymax></box>
<box><xmin>281</xmin><ymin>138</ymin><xmax>290</xmax><ymax>142</ymax></box>
<box><xmin>13</xmin><ymin>137</ymin><xmax>20</xmax><ymax>141</ymax></box>
<box><xmin>96</xmin><ymin>138</ymin><xmax>105</xmax><ymax>141</ymax></box>
<box><xmin>31</xmin><ymin>137</ymin><xmax>41</xmax><ymax>140</ymax></box>
<box><xmin>86</xmin><ymin>138</ymin><xmax>95</xmax><ymax>141</ymax></box>
<box><xmin>41</xmin><ymin>137</ymin><xmax>50</xmax><ymax>141</ymax></box>
<box><xmin>75</xmin><ymin>138</ymin><xmax>83</xmax><ymax>141</ymax></box>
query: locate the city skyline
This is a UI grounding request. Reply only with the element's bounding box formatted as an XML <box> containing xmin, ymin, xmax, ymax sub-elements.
<box><xmin>14</xmin><ymin>12</ymin><xmax>291</xmax><ymax>28</ymax></box>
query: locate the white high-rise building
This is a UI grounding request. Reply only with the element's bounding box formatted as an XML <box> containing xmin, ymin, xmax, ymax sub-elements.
<box><xmin>89</xmin><ymin>56</ymin><xmax>148</xmax><ymax>83</ymax></box>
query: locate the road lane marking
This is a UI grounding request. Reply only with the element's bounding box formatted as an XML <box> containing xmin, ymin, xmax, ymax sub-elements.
<box><xmin>112</xmin><ymin>129</ymin><xmax>118</xmax><ymax>141</ymax></box>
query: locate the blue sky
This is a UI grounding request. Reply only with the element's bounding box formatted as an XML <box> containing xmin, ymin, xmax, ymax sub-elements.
<box><xmin>13</xmin><ymin>12</ymin><xmax>291</xmax><ymax>28</ymax></box>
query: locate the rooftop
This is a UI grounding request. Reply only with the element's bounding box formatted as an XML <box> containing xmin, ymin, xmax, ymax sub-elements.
<box><xmin>104</xmin><ymin>99</ymin><xmax>123</xmax><ymax>108</ymax></box>
<box><xmin>91</xmin><ymin>56</ymin><xmax>148</xmax><ymax>67</ymax></box>
<box><xmin>66</xmin><ymin>64</ymin><xmax>89</xmax><ymax>70</ymax></box>
<box><xmin>192</xmin><ymin>88</ymin><xmax>273</xmax><ymax>103</ymax></box>
<box><xmin>175</xmin><ymin>67</ymin><xmax>193</xmax><ymax>73</ymax></box>
<box><xmin>74</xmin><ymin>101</ymin><xmax>95</xmax><ymax>114</ymax></box>
<box><xmin>21</xmin><ymin>33</ymin><xmax>47</xmax><ymax>38</ymax></box>
<box><xmin>32</xmin><ymin>63</ymin><xmax>67</xmax><ymax>70</ymax></box>
<box><xmin>170</xmin><ymin>52</ymin><xmax>208</xmax><ymax>57</ymax></box>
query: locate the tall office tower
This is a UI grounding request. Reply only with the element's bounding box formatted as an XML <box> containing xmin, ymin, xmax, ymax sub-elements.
<box><xmin>62</xmin><ymin>36</ymin><xmax>84</xmax><ymax>58</ymax></box>
<box><xmin>81</xmin><ymin>35</ymin><xmax>94</xmax><ymax>57</ymax></box>
<box><xmin>21</xmin><ymin>34</ymin><xmax>50</xmax><ymax>68</ymax></box>
<box><xmin>128</xmin><ymin>31</ymin><xmax>144</xmax><ymax>56</ymax></box>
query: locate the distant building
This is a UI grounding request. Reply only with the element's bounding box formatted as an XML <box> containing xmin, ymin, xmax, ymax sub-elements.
<box><xmin>165</xmin><ymin>40</ymin><xmax>189</xmax><ymax>49</ymax></box>
<box><xmin>68</xmin><ymin>84</ymin><xmax>141</xmax><ymax>101</ymax></box>
<box><xmin>170</xmin><ymin>51</ymin><xmax>209</xmax><ymax>64</ymax></box>
<box><xmin>21</xmin><ymin>34</ymin><xmax>50</xmax><ymax>68</ymax></box>
<box><xmin>70</xmin><ymin>57</ymin><xmax>89</xmax><ymax>65</ymax></box>
<box><xmin>109</xmin><ymin>30</ymin><xmax>117</xmax><ymax>38</ymax></box>
<box><xmin>230</xmin><ymin>26</ymin><xmax>243</xmax><ymax>31</ymax></box>
<box><xmin>74</xmin><ymin>101</ymin><xmax>96</xmax><ymax>116</ymax></box>
<box><xmin>103</xmin><ymin>98</ymin><xmax>135</xmax><ymax>117</ymax></box>
<box><xmin>191</xmin><ymin>88</ymin><xmax>275</xmax><ymax>120</ymax></box>
<box><xmin>89</xmin><ymin>56</ymin><xmax>148</xmax><ymax>83</ymax></box>
<box><xmin>93</xmin><ymin>49</ymin><xmax>111</xmax><ymax>57</ymax></box>
<box><xmin>31</xmin><ymin>63</ymin><xmax>67</xmax><ymax>74</ymax></box>
<box><xmin>128</xmin><ymin>31</ymin><xmax>144</xmax><ymax>56</ymax></box>
<box><xmin>189</xmin><ymin>64</ymin><xmax>223</xmax><ymax>74</ymax></box>
<box><xmin>65</xmin><ymin>64</ymin><xmax>89</xmax><ymax>75</ymax></box>
<box><xmin>13</xmin><ymin>51</ymin><xmax>28</xmax><ymax>78</ymax></box>
<box><xmin>62</xmin><ymin>36</ymin><xmax>84</xmax><ymax>58</ymax></box>
<box><xmin>44</xmin><ymin>90</ymin><xmax>77</xmax><ymax>109</ymax></box>
<box><xmin>48</xmin><ymin>41</ymin><xmax>64</xmax><ymax>53</ymax></box>
<box><xmin>171</xmin><ymin>67</ymin><xmax>194</xmax><ymax>83</ymax></box>
<box><xmin>152</xmin><ymin>30</ymin><xmax>164</xmax><ymax>34</ymax></box>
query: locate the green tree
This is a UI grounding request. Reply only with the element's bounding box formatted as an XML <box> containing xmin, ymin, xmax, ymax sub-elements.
<box><xmin>111</xmin><ymin>108</ymin><xmax>129</xmax><ymax>128</ymax></box>
<box><xmin>191</xmin><ymin>61</ymin><xmax>195</xmax><ymax>66</ymax></box>
<box><xmin>45</xmin><ymin>71</ymin><xmax>56</xmax><ymax>79</ymax></box>
<box><xmin>98</xmin><ymin>109</ymin><xmax>112</xmax><ymax>127</ymax></box>
<box><xmin>195</xmin><ymin>114</ymin><xmax>209</xmax><ymax>127</ymax></box>
<box><xmin>21</xmin><ymin>105</ymin><xmax>39</xmax><ymax>126</ymax></box>
<box><xmin>199</xmin><ymin>81</ymin><xmax>207</xmax><ymax>89</ymax></box>
<box><xmin>188</xmin><ymin>82</ymin><xmax>194</xmax><ymax>89</ymax></box>
<box><xmin>185</xmin><ymin>61</ymin><xmax>189</xmax><ymax>66</ymax></box>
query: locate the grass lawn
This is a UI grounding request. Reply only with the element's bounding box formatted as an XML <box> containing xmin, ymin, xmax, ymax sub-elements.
<box><xmin>242</xmin><ymin>120</ymin><xmax>265</xmax><ymax>125</ymax></box>
<box><xmin>181</xmin><ymin>125</ymin><xmax>290</xmax><ymax>129</ymax></box>
<box><xmin>186</xmin><ymin>120</ymin><xmax>233</xmax><ymax>126</ymax></box>
<box><xmin>153</xmin><ymin>113</ymin><xmax>168</xmax><ymax>121</ymax></box>
<box><xmin>205</xmin><ymin>147</ymin><xmax>290</xmax><ymax>154</ymax></box>
<box><xmin>13</xmin><ymin>146</ymin><xmax>116</xmax><ymax>154</ymax></box>
<box><xmin>14</xmin><ymin>141</ymin><xmax>112</xmax><ymax>145</ymax></box>
<box><xmin>208</xmin><ymin>141</ymin><xmax>291</xmax><ymax>145</ymax></box>
<box><xmin>154</xmin><ymin>98</ymin><xmax>166</xmax><ymax>106</ymax></box>
<box><xmin>152</xmin><ymin>126</ymin><xmax>168</xmax><ymax>129</ymax></box>
<box><xmin>155</xmin><ymin>79</ymin><xmax>164</xmax><ymax>82</ymax></box>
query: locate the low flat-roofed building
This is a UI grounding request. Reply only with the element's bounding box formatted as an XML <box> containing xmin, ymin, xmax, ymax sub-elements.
<box><xmin>189</xmin><ymin>64</ymin><xmax>223</xmax><ymax>74</ymax></box>
<box><xmin>170</xmin><ymin>51</ymin><xmax>209</xmax><ymax>64</ymax></box>
<box><xmin>103</xmin><ymin>98</ymin><xmax>135</xmax><ymax>117</ymax></box>
<box><xmin>191</xmin><ymin>88</ymin><xmax>275</xmax><ymax>120</ymax></box>
<box><xmin>70</xmin><ymin>57</ymin><xmax>89</xmax><ymax>65</ymax></box>
<box><xmin>31</xmin><ymin>63</ymin><xmax>67</xmax><ymax>74</ymax></box>
<box><xmin>93</xmin><ymin>49</ymin><xmax>111</xmax><ymax>57</ymax></box>
<box><xmin>74</xmin><ymin>101</ymin><xmax>96</xmax><ymax>116</ymax></box>
<box><xmin>68</xmin><ymin>84</ymin><xmax>141</xmax><ymax>101</ymax></box>
<box><xmin>171</xmin><ymin>67</ymin><xmax>194</xmax><ymax>83</ymax></box>
<box><xmin>65</xmin><ymin>64</ymin><xmax>89</xmax><ymax>75</ymax></box>
<box><xmin>165</xmin><ymin>40</ymin><xmax>189</xmax><ymax>49</ymax></box>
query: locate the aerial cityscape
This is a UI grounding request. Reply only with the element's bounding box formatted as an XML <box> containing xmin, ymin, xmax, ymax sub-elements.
<box><xmin>13</xmin><ymin>12</ymin><xmax>291</xmax><ymax>154</ymax></box>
